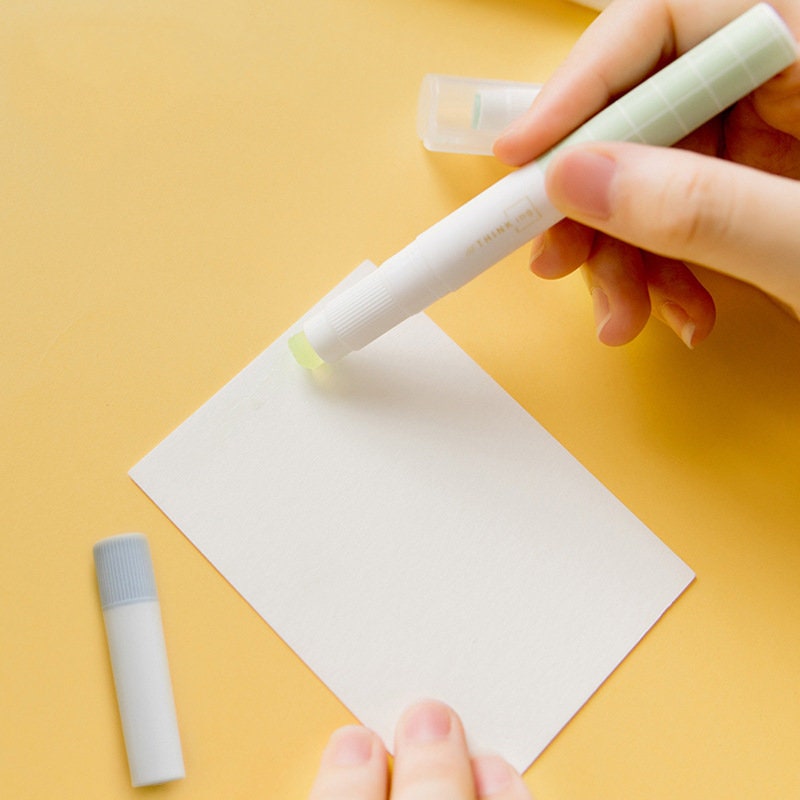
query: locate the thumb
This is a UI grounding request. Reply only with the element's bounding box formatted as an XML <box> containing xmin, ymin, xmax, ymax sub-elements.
<box><xmin>544</xmin><ymin>142</ymin><xmax>800</xmax><ymax>313</ymax></box>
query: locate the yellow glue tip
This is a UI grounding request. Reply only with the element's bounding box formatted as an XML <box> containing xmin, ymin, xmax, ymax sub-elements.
<box><xmin>288</xmin><ymin>331</ymin><xmax>325</xmax><ymax>370</ymax></box>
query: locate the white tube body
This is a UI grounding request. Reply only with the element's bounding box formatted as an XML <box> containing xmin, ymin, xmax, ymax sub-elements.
<box><xmin>102</xmin><ymin>601</ymin><xmax>185</xmax><ymax>787</ymax></box>
<box><xmin>302</xmin><ymin>3</ymin><xmax>797</xmax><ymax>363</ymax></box>
<box><xmin>304</xmin><ymin>161</ymin><xmax>560</xmax><ymax>361</ymax></box>
<box><xmin>94</xmin><ymin>533</ymin><xmax>185</xmax><ymax>787</ymax></box>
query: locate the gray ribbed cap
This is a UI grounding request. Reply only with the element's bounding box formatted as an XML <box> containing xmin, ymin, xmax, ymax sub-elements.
<box><xmin>94</xmin><ymin>533</ymin><xmax>158</xmax><ymax>609</ymax></box>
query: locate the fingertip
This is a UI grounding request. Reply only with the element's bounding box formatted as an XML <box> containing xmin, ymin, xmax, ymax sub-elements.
<box><xmin>529</xmin><ymin>233</ymin><xmax>573</xmax><ymax>279</ymax></box>
<box><xmin>493</xmin><ymin>121</ymin><xmax>537</xmax><ymax>166</ymax></box>
<box><xmin>492</xmin><ymin>91</ymin><xmax>567</xmax><ymax>166</ymax></box>
<box><xmin>472</xmin><ymin>754</ymin><xmax>512</xmax><ymax>797</ymax></box>
<box><xmin>309</xmin><ymin>725</ymin><xmax>388</xmax><ymax>800</ymax></box>
<box><xmin>595</xmin><ymin>306</ymin><xmax>651</xmax><ymax>347</ymax></box>
<box><xmin>580</xmin><ymin>238</ymin><xmax>651</xmax><ymax>346</ymax></box>
<box><xmin>472</xmin><ymin>753</ymin><xmax>532</xmax><ymax>799</ymax></box>
<box><xmin>396</xmin><ymin>699</ymin><xmax>463</xmax><ymax>746</ymax></box>
<box><xmin>325</xmin><ymin>725</ymin><xmax>380</xmax><ymax>767</ymax></box>
<box><xmin>590</xmin><ymin>282</ymin><xmax>649</xmax><ymax>347</ymax></box>
<box><xmin>644</xmin><ymin>255</ymin><xmax>716</xmax><ymax>348</ymax></box>
<box><xmin>392</xmin><ymin>701</ymin><xmax>475</xmax><ymax>799</ymax></box>
<box><xmin>529</xmin><ymin>219</ymin><xmax>595</xmax><ymax>279</ymax></box>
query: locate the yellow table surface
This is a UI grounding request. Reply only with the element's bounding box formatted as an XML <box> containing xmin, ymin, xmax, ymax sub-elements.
<box><xmin>3</xmin><ymin>1</ymin><xmax>799</xmax><ymax>797</ymax></box>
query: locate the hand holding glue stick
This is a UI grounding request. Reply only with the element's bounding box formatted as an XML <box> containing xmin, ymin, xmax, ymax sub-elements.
<box><xmin>495</xmin><ymin>0</ymin><xmax>800</xmax><ymax>348</ymax></box>
<box><xmin>290</xmin><ymin>3</ymin><xmax>798</xmax><ymax>369</ymax></box>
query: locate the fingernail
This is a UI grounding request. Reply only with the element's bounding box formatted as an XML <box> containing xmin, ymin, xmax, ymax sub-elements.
<box><xmin>401</xmin><ymin>701</ymin><xmax>452</xmax><ymax>744</ymax></box>
<box><xmin>551</xmin><ymin>148</ymin><xmax>616</xmax><ymax>219</ymax></box>
<box><xmin>473</xmin><ymin>754</ymin><xmax>514</xmax><ymax>797</ymax></box>
<box><xmin>661</xmin><ymin>301</ymin><xmax>696</xmax><ymax>349</ymax></box>
<box><xmin>592</xmin><ymin>287</ymin><xmax>612</xmax><ymax>341</ymax></box>
<box><xmin>329</xmin><ymin>726</ymin><xmax>374</xmax><ymax>766</ymax></box>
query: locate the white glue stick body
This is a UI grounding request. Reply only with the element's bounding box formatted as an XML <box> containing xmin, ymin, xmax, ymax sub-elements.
<box><xmin>302</xmin><ymin>163</ymin><xmax>561</xmax><ymax>362</ymax></box>
<box><xmin>94</xmin><ymin>533</ymin><xmax>185</xmax><ymax>787</ymax></box>
<box><xmin>294</xmin><ymin>3</ymin><xmax>797</xmax><ymax>366</ymax></box>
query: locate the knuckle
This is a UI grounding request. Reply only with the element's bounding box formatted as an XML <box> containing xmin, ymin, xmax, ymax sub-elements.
<box><xmin>655</xmin><ymin>163</ymin><xmax>736</xmax><ymax>255</ymax></box>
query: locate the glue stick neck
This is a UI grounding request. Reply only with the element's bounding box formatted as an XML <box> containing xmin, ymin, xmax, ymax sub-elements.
<box><xmin>303</xmin><ymin>160</ymin><xmax>559</xmax><ymax>363</ymax></box>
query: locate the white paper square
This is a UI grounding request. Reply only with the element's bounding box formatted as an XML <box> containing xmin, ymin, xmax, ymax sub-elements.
<box><xmin>130</xmin><ymin>264</ymin><xmax>693</xmax><ymax>772</ymax></box>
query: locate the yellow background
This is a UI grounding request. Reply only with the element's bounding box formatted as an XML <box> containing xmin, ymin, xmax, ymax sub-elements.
<box><xmin>2</xmin><ymin>1</ymin><xmax>799</xmax><ymax>798</ymax></box>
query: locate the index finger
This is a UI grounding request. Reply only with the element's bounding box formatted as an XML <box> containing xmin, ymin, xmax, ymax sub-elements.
<box><xmin>493</xmin><ymin>0</ymin><xmax>784</xmax><ymax>165</ymax></box>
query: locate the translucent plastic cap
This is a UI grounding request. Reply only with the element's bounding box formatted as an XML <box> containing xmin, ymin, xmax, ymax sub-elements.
<box><xmin>417</xmin><ymin>74</ymin><xmax>540</xmax><ymax>155</ymax></box>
